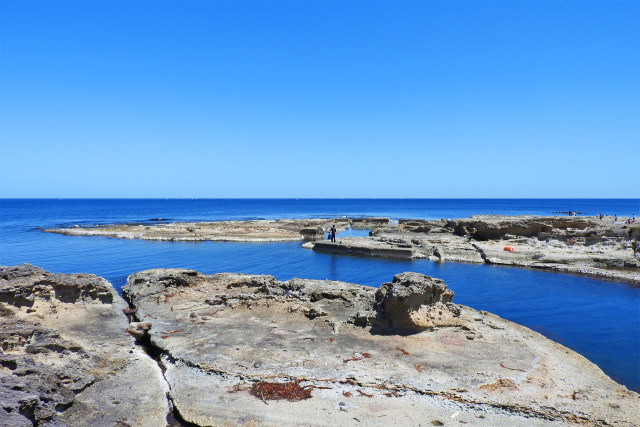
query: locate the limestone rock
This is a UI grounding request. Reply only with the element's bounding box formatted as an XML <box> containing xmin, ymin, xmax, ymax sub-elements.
<box><xmin>349</xmin><ymin>217</ymin><xmax>390</xmax><ymax>229</ymax></box>
<box><xmin>324</xmin><ymin>216</ymin><xmax>640</xmax><ymax>284</ymax></box>
<box><xmin>299</xmin><ymin>227</ymin><xmax>324</xmax><ymax>241</ymax></box>
<box><xmin>449</xmin><ymin>218</ymin><xmax>553</xmax><ymax>241</ymax></box>
<box><xmin>313</xmin><ymin>237</ymin><xmax>417</xmax><ymax>259</ymax></box>
<box><xmin>128</xmin><ymin>321</ymin><xmax>152</xmax><ymax>339</ymax></box>
<box><xmin>0</xmin><ymin>264</ymin><xmax>169</xmax><ymax>426</ymax></box>
<box><xmin>375</xmin><ymin>272</ymin><xmax>460</xmax><ymax>332</ymax></box>
<box><xmin>45</xmin><ymin>218</ymin><xmax>355</xmax><ymax>242</ymax></box>
<box><xmin>120</xmin><ymin>268</ymin><xmax>639</xmax><ymax>426</ymax></box>
<box><xmin>41</xmin><ymin>215</ymin><xmax>640</xmax><ymax>283</ymax></box>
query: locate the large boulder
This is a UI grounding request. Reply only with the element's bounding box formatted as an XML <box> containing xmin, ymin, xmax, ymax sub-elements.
<box><xmin>375</xmin><ymin>272</ymin><xmax>460</xmax><ymax>332</ymax></box>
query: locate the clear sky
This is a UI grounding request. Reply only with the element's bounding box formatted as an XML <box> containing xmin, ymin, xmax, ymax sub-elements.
<box><xmin>1</xmin><ymin>0</ymin><xmax>638</xmax><ymax>198</ymax></box>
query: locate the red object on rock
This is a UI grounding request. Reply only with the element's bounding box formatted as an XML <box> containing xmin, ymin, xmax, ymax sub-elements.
<box><xmin>504</xmin><ymin>246</ymin><xmax>514</xmax><ymax>252</ymax></box>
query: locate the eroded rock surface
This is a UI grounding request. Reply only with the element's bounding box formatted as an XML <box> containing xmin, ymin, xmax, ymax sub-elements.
<box><xmin>0</xmin><ymin>264</ymin><xmax>168</xmax><ymax>426</ymax></box>
<box><xmin>45</xmin><ymin>214</ymin><xmax>639</xmax><ymax>283</ymax></box>
<box><xmin>122</xmin><ymin>268</ymin><xmax>640</xmax><ymax>426</ymax></box>
<box><xmin>44</xmin><ymin>217</ymin><xmax>389</xmax><ymax>243</ymax></box>
<box><xmin>311</xmin><ymin>215</ymin><xmax>640</xmax><ymax>284</ymax></box>
<box><xmin>374</xmin><ymin>272</ymin><xmax>460</xmax><ymax>332</ymax></box>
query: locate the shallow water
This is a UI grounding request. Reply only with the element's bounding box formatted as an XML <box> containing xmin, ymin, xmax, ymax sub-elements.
<box><xmin>1</xmin><ymin>198</ymin><xmax>639</xmax><ymax>391</ymax></box>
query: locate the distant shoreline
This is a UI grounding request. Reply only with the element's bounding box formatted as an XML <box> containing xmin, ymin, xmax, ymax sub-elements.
<box><xmin>44</xmin><ymin>214</ymin><xmax>640</xmax><ymax>285</ymax></box>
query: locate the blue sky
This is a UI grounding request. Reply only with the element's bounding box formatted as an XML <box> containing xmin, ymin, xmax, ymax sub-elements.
<box><xmin>1</xmin><ymin>0</ymin><xmax>638</xmax><ymax>198</ymax></box>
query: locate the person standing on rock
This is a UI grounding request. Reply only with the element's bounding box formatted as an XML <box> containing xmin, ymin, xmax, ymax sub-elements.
<box><xmin>330</xmin><ymin>225</ymin><xmax>337</xmax><ymax>242</ymax></box>
<box><xmin>632</xmin><ymin>240</ymin><xmax>639</xmax><ymax>258</ymax></box>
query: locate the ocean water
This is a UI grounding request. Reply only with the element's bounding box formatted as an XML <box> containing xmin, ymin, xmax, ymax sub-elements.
<box><xmin>1</xmin><ymin>198</ymin><xmax>639</xmax><ymax>391</ymax></box>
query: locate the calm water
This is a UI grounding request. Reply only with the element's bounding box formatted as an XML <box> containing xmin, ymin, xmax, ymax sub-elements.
<box><xmin>1</xmin><ymin>199</ymin><xmax>639</xmax><ymax>391</ymax></box>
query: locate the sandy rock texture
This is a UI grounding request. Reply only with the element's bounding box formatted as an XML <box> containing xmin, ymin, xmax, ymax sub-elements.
<box><xmin>0</xmin><ymin>264</ymin><xmax>169</xmax><ymax>427</ymax></box>
<box><xmin>122</xmin><ymin>268</ymin><xmax>639</xmax><ymax>426</ymax></box>
<box><xmin>44</xmin><ymin>218</ymin><xmax>389</xmax><ymax>243</ymax></box>
<box><xmin>311</xmin><ymin>216</ymin><xmax>640</xmax><ymax>284</ymax></box>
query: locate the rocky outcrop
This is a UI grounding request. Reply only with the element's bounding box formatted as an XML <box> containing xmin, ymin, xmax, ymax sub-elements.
<box><xmin>299</xmin><ymin>227</ymin><xmax>325</xmax><ymax>241</ymax></box>
<box><xmin>44</xmin><ymin>218</ymin><xmax>391</xmax><ymax>242</ymax></box>
<box><xmin>2</xmin><ymin>265</ymin><xmax>639</xmax><ymax>425</ymax></box>
<box><xmin>374</xmin><ymin>272</ymin><xmax>460</xmax><ymax>332</ymax></box>
<box><xmin>44</xmin><ymin>218</ymin><xmax>351</xmax><ymax>242</ymax></box>
<box><xmin>41</xmin><ymin>214</ymin><xmax>640</xmax><ymax>284</ymax></box>
<box><xmin>118</xmin><ymin>268</ymin><xmax>639</xmax><ymax>426</ymax></box>
<box><xmin>315</xmin><ymin>216</ymin><xmax>640</xmax><ymax>284</ymax></box>
<box><xmin>311</xmin><ymin>237</ymin><xmax>422</xmax><ymax>259</ymax></box>
<box><xmin>448</xmin><ymin>215</ymin><xmax>626</xmax><ymax>242</ymax></box>
<box><xmin>350</xmin><ymin>217</ymin><xmax>390</xmax><ymax>229</ymax></box>
<box><xmin>449</xmin><ymin>218</ymin><xmax>553</xmax><ymax>241</ymax></box>
<box><xmin>0</xmin><ymin>264</ymin><xmax>168</xmax><ymax>426</ymax></box>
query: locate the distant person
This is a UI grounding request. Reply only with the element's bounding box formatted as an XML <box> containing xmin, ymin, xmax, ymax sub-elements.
<box><xmin>330</xmin><ymin>225</ymin><xmax>336</xmax><ymax>242</ymax></box>
<box><xmin>614</xmin><ymin>215</ymin><xmax>618</xmax><ymax>222</ymax></box>
<box><xmin>633</xmin><ymin>214</ymin><xmax>636</xmax><ymax>223</ymax></box>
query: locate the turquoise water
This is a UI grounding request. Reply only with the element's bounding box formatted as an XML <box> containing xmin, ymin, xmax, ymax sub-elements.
<box><xmin>1</xmin><ymin>198</ymin><xmax>639</xmax><ymax>391</ymax></box>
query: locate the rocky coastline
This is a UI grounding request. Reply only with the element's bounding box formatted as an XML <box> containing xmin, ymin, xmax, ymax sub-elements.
<box><xmin>308</xmin><ymin>215</ymin><xmax>640</xmax><ymax>285</ymax></box>
<box><xmin>0</xmin><ymin>264</ymin><xmax>169</xmax><ymax>426</ymax></box>
<box><xmin>45</xmin><ymin>218</ymin><xmax>359</xmax><ymax>242</ymax></box>
<box><xmin>1</xmin><ymin>264</ymin><xmax>639</xmax><ymax>426</ymax></box>
<box><xmin>46</xmin><ymin>215</ymin><xmax>640</xmax><ymax>285</ymax></box>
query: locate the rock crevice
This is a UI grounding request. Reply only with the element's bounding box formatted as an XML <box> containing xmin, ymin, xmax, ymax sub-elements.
<box><xmin>116</xmin><ymin>267</ymin><xmax>639</xmax><ymax>426</ymax></box>
<box><xmin>0</xmin><ymin>264</ymin><xmax>169</xmax><ymax>427</ymax></box>
<box><xmin>2</xmin><ymin>264</ymin><xmax>638</xmax><ymax>426</ymax></box>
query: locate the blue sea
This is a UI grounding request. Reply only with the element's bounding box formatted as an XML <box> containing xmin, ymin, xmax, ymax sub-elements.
<box><xmin>1</xmin><ymin>198</ymin><xmax>639</xmax><ymax>391</ymax></box>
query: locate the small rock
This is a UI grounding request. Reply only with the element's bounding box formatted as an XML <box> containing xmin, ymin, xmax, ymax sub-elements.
<box><xmin>301</xmin><ymin>305</ymin><xmax>328</xmax><ymax>319</ymax></box>
<box><xmin>128</xmin><ymin>321</ymin><xmax>152</xmax><ymax>339</ymax></box>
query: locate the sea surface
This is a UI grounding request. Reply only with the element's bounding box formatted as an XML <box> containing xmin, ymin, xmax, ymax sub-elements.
<box><xmin>1</xmin><ymin>198</ymin><xmax>639</xmax><ymax>391</ymax></box>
